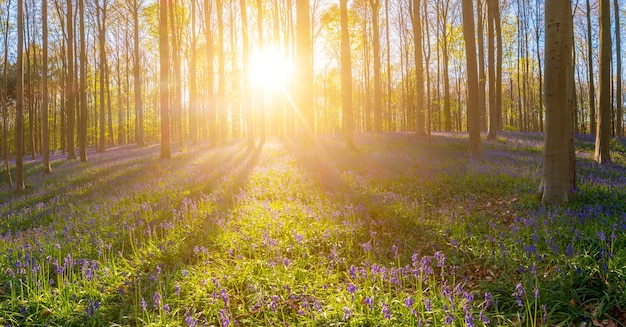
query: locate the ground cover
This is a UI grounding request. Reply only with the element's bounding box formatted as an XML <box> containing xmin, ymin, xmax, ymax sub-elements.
<box><xmin>1</xmin><ymin>132</ymin><xmax>626</xmax><ymax>326</ymax></box>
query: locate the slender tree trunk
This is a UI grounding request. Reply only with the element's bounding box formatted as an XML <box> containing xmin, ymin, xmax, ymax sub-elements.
<box><xmin>241</xmin><ymin>0</ymin><xmax>253</xmax><ymax>148</ymax></box>
<box><xmin>159</xmin><ymin>0</ymin><xmax>171</xmax><ymax>158</ymax></box>
<box><xmin>66</xmin><ymin>0</ymin><xmax>76</xmax><ymax>159</ymax></box>
<box><xmin>256</xmin><ymin>0</ymin><xmax>265</xmax><ymax>143</ymax></box>
<box><xmin>169</xmin><ymin>0</ymin><xmax>183</xmax><ymax>147</ymax></box>
<box><xmin>540</xmin><ymin>0</ymin><xmax>575</xmax><ymax>205</ymax></box>
<box><xmin>2</xmin><ymin>0</ymin><xmax>12</xmax><ymax>187</ymax></box>
<box><xmin>486</xmin><ymin>0</ymin><xmax>496</xmax><ymax>140</ymax></box>
<box><xmin>385</xmin><ymin>0</ymin><xmax>392</xmax><ymax>131</ymax></box>
<box><xmin>340</xmin><ymin>0</ymin><xmax>355</xmax><ymax>149</ymax></box>
<box><xmin>189</xmin><ymin>0</ymin><xmax>199</xmax><ymax>143</ymax></box>
<box><xmin>97</xmin><ymin>2</ymin><xmax>107</xmax><ymax>153</ymax></box>
<box><xmin>217</xmin><ymin>0</ymin><xmax>227</xmax><ymax>140</ymax></box>
<box><xmin>133</xmin><ymin>0</ymin><xmax>144</xmax><ymax>146</ymax></box>
<box><xmin>615</xmin><ymin>0</ymin><xmax>623</xmax><ymax>136</ymax></box>
<box><xmin>369</xmin><ymin>0</ymin><xmax>382</xmax><ymax>132</ymax></box>
<box><xmin>15</xmin><ymin>0</ymin><xmax>25</xmax><ymax>190</ymax></box>
<box><xmin>411</xmin><ymin>0</ymin><xmax>426</xmax><ymax>136</ymax></box>
<box><xmin>205</xmin><ymin>0</ymin><xmax>216</xmax><ymax>146</ymax></box>
<box><xmin>296</xmin><ymin>0</ymin><xmax>314</xmax><ymax>140</ymax></box>
<box><xmin>595</xmin><ymin>0</ymin><xmax>612</xmax><ymax>163</ymax></box>
<box><xmin>79</xmin><ymin>0</ymin><xmax>87</xmax><ymax>161</ymax></box>
<box><xmin>42</xmin><ymin>0</ymin><xmax>51</xmax><ymax>173</ymax></box>
<box><xmin>477</xmin><ymin>0</ymin><xmax>487</xmax><ymax>131</ymax></box>
<box><xmin>586</xmin><ymin>0</ymin><xmax>596</xmax><ymax>134</ymax></box>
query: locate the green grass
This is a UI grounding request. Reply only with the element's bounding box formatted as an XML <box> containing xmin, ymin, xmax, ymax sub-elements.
<box><xmin>0</xmin><ymin>133</ymin><xmax>625</xmax><ymax>326</ymax></box>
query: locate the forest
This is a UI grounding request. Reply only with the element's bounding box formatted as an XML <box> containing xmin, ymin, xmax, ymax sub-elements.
<box><xmin>1</xmin><ymin>0</ymin><xmax>626</xmax><ymax>325</ymax></box>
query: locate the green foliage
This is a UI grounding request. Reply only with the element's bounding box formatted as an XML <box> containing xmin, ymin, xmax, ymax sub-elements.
<box><xmin>0</xmin><ymin>133</ymin><xmax>625</xmax><ymax>326</ymax></box>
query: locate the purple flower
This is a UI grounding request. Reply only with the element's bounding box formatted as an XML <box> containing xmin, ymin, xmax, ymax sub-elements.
<box><xmin>512</xmin><ymin>283</ymin><xmax>525</xmax><ymax>306</ymax></box>
<box><xmin>361</xmin><ymin>241</ymin><xmax>372</xmax><ymax>253</ymax></box>
<box><xmin>219</xmin><ymin>309</ymin><xmax>230</xmax><ymax>326</ymax></box>
<box><xmin>434</xmin><ymin>251</ymin><xmax>446</xmax><ymax>267</ymax></box>
<box><xmin>140</xmin><ymin>298</ymin><xmax>147</xmax><ymax>311</ymax></box>
<box><xmin>382</xmin><ymin>302</ymin><xmax>391</xmax><ymax>319</ymax></box>
<box><xmin>343</xmin><ymin>307</ymin><xmax>352</xmax><ymax>320</ymax></box>
<box><xmin>404</xmin><ymin>296</ymin><xmax>414</xmax><ymax>308</ymax></box>
<box><xmin>484</xmin><ymin>292</ymin><xmax>493</xmax><ymax>308</ymax></box>
<box><xmin>597</xmin><ymin>231</ymin><xmax>606</xmax><ymax>242</ymax></box>
<box><xmin>534</xmin><ymin>287</ymin><xmax>540</xmax><ymax>299</ymax></box>
<box><xmin>346</xmin><ymin>283</ymin><xmax>357</xmax><ymax>294</ymax></box>
<box><xmin>566</xmin><ymin>243</ymin><xmax>574</xmax><ymax>257</ymax></box>
<box><xmin>175</xmin><ymin>284</ymin><xmax>181</xmax><ymax>296</ymax></box>
<box><xmin>153</xmin><ymin>292</ymin><xmax>162</xmax><ymax>308</ymax></box>
<box><xmin>185</xmin><ymin>315</ymin><xmax>196</xmax><ymax>327</ymax></box>
<box><xmin>424</xmin><ymin>298</ymin><xmax>431</xmax><ymax>311</ymax></box>
<box><xmin>364</xmin><ymin>297</ymin><xmax>373</xmax><ymax>310</ymax></box>
<box><xmin>220</xmin><ymin>289</ymin><xmax>229</xmax><ymax>306</ymax></box>
<box><xmin>163</xmin><ymin>303</ymin><xmax>170</xmax><ymax>314</ymax></box>
<box><xmin>392</xmin><ymin>244</ymin><xmax>399</xmax><ymax>259</ymax></box>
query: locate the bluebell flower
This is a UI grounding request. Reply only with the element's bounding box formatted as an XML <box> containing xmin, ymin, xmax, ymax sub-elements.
<box><xmin>219</xmin><ymin>309</ymin><xmax>230</xmax><ymax>326</ymax></box>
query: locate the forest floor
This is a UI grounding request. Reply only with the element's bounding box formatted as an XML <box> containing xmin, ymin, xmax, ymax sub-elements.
<box><xmin>1</xmin><ymin>132</ymin><xmax>626</xmax><ymax>326</ymax></box>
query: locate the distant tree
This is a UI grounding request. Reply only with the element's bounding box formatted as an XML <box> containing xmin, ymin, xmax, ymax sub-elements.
<box><xmin>614</xmin><ymin>0</ymin><xmax>622</xmax><ymax>136</ymax></box>
<box><xmin>586</xmin><ymin>0</ymin><xmax>596</xmax><ymax>134</ymax></box>
<box><xmin>15</xmin><ymin>0</ymin><xmax>25</xmax><ymax>191</ymax></box>
<box><xmin>78</xmin><ymin>0</ymin><xmax>88</xmax><ymax>162</ymax></box>
<box><xmin>256</xmin><ymin>0</ymin><xmax>265</xmax><ymax>143</ymax></box>
<box><xmin>217</xmin><ymin>0</ymin><xmax>227</xmax><ymax>140</ymax></box>
<box><xmin>241</xmin><ymin>0</ymin><xmax>254</xmax><ymax>148</ymax></box>
<box><xmin>133</xmin><ymin>0</ymin><xmax>145</xmax><ymax>147</ymax></box>
<box><xmin>410</xmin><ymin>0</ymin><xmax>425</xmax><ymax>136</ymax></box>
<box><xmin>66</xmin><ymin>0</ymin><xmax>76</xmax><ymax>160</ymax></box>
<box><xmin>96</xmin><ymin>0</ymin><xmax>108</xmax><ymax>153</ymax></box>
<box><xmin>159</xmin><ymin>0</ymin><xmax>171</xmax><ymax>159</ymax></box>
<box><xmin>296</xmin><ymin>0</ymin><xmax>313</xmax><ymax>140</ymax></box>
<box><xmin>42</xmin><ymin>0</ymin><xmax>52</xmax><ymax>172</ymax></box>
<box><xmin>540</xmin><ymin>0</ymin><xmax>575</xmax><ymax>205</ymax></box>
<box><xmin>369</xmin><ymin>0</ymin><xmax>382</xmax><ymax>132</ymax></box>
<box><xmin>189</xmin><ymin>0</ymin><xmax>199</xmax><ymax>143</ymax></box>
<box><xmin>595</xmin><ymin>0</ymin><xmax>611</xmax><ymax>163</ymax></box>
<box><xmin>2</xmin><ymin>0</ymin><xmax>12</xmax><ymax>187</ymax></box>
<box><xmin>169</xmin><ymin>0</ymin><xmax>183</xmax><ymax>148</ymax></box>
<box><xmin>205</xmin><ymin>0</ymin><xmax>216</xmax><ymax>146</ymax></box>
<box><xmin>461</xmin><ymin>0</ymin><xmax>481</xmax><ymax>159</ymax></box>
<box><xmin>340</xmin><ymin>0</ymin><xmax>354</xmax><ymax>149</ymax></box>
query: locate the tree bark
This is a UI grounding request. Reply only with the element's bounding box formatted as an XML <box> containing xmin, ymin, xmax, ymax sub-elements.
<box><xmin>411</xmin><ymin>0</ymin><xmax>426</xmax><ymax>136</ymax></box>
<box><xmin>340</xmin><ymin>0</ymin><xmax>355</xmax><ymax>149</ymax></box>
<box><xmin>79</xmin><ymin>0</ymin><xmax>88</xmax><ymax>161</ymax></box>
<box><xmin>615</xmin><ymin>0</ymin><xmax>623</xmax><ymax>136</ymax></box>
<box><xmin>595</xmin><ymin>0</ymin><xmax>611</xmax><ymax>163</ymax></box>
<box><xmin>42</xmin><ymin>0</ymin><xmax>52</xmax><ymax>173</ymax></box>
<box><xmin>586</xmin><ymin>0</ymin><xmax>596</xmax><ymax>134</ymax></box>
<box><xmin>133</xmin><ymin>0</ymin><xmax>144</xmax><ymax>146</ymax></box>
<box><xmin>461</xmin><ymin>0</ymin><xmax>482</xmax><ymax>159</ymax></box>
<box><xmin>159</xmin><ymin>0</ymin><xmax>171</xmax><ymax>159</ymax></box>
<box><xmin>16</xmin><ymin>0</ymin><xmax>25</xmax><ymax>190</ymax></box>
<box><xmin>66</xmin><ymin>0</ymin><xmax>76</xmax><ymax>160</ymax></box>
<box><xmin>541</xmin><ymin>0</ymin><xmax>575</xmax><ymax>205</ymax></box>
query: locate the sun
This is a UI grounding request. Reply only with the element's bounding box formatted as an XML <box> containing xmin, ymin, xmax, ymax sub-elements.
<box><xmin>249</xmin><ymin>47</ymin><xmax>291</xmax><ymax>90</ymax></box>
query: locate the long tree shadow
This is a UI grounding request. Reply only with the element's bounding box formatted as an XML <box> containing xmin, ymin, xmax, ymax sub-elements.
<box><xmin>282</xmin><ymin>134</ymin><xmax>447</xmax><ymax>263</ymax></box>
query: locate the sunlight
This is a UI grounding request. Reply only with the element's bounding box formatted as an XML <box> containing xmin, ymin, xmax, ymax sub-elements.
<box><xmin>249</xmin><ymin>47</ymin><xmax>291</xmax><ymax>90</ymax></box>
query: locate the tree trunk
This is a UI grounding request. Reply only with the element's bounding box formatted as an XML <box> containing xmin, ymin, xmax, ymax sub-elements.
<box><xmin>133</xmin><ymin>0</ymin><xmax>144</xmax><ymax>146</ymax></box>
<box><xmin>241</xmin><ymin>0</ymin><xmax>253</xmax><ymax>148</ymax></box>
<box><xmin>411</xmin><ymin>0</ymin><xmax>426</xmax><ymax>136</ymax></box>
<box><xmin>205</xmin><ymin>0</ymin><xmax>216</xmax><ymax>146</ymax></box>
<box><xmin>296</xmin><ymin>0</ymin><xmax>314</xmax><ymax>140</ymax></box>
<box><xmin>477</xmin><ymin>0</ymin><xmax>487</xmax><ymax>131</ymax></box>
<box><xmin>340</xmin><ymin>0</ymin><xmax>355</xmax><ymax>149</ymax></box>
<box><xmin>97</xmin><ymin>1</ymin><xmax>107</xmax><ymax>153</ymax></box>
<box><xmin>613</xmin><ymin>0</ymin><xmax>624</xmax><ymax>136</ymax></box>
<box><xmin>369</xmin><ymin>0</ymin><xmax>382</xmax><ymax>132</ymax></box>
<box><xmin>66</xmin><ymin>0</ymin><xmax>76</xmax><ymax>160</ymax></box>
<box><xmin>159</xmin><ymin>0</ymin><xmax>171</xmax><ymax>159</ymax></box>
<box><xmin>586</xmin><ymin>0</ymin><xmax>596</xmax><ymax>134</ymax></box>
<box><xmin>541</xmin><ymin>0</ymin><xmax>575</xmax><ymax>205</ymax></box>
<box><xmin>486</xmin><ymin>0</ymin><xmax>496</xmax><ymax>140</ymax></box>
<box><xmin>189</xmin><ymin>0</ymin><xmax>199</xmax><ymax>143</ymax></box>
<box><xmin>79</xmin><ymin>0</ymin><xmax>88</xmax><ymax>161</ymax></box>
<box><xmin>42</xmin><ymin>0</ymin><xmax>52</xmax><ymax>173</ymax></box>
<box><xmin>2</xmin><ymin>0</ymin><xmax>12</xmax><ymax>187</ymax></box>
<box><xmin>15</xmin><ymin>0</ymin><xmax>25</xmax><ymax>190</ymax></box>
<box><xmin>461</xmin><ymin>0</ymin><xmax>481</xmax><ymax>159</ymax></box>
<box><xmin>595</xmin><ymin>0</ymin><xmax>612</xmax><ymax>163</ymax></box>
<box><xmin>217</xmin><ymin>0</ymin><xmax>227</xmax><ymax>140</ymax></box>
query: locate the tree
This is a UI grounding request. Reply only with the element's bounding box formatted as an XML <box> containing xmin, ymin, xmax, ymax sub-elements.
<box><xmin>296</xmin><ymin>0</ymin><xmax>313</xmax><ymax>140</ymax></box>
<box><xmin>189</xmin><ymin>0</ymin><xmax>199</xmax><ymax>143</ymax></box>
<box><xmin>133</xmin><ymin>0</ymin><xmax>144</xmax><ymax>147</ymax></box>
<box><xmin>595</xmin><ymin>0</ymin><xmax>611</xmax><ymax>163</ymax></box>
<box><xmin>614</xmin><ymin>0</ymin><xmax>622</xmax><ymax>136</ymax></box>
<box><xmin>241</xmin><ymin>0</ymin><xmax>254</xmax><ymax>148</ymax></box>
<box><xmin>15</xmin><ymin>0</ymin><xmax>25</xmax><ymax>191</ymax></box>
<box><xmin>586</xmin><ymin>0</ymin><xmax>596</xmax><ymax>134</ymax></box>
<box><xmin>97</xmin><ymin>0</ymin><xmax>108</xmax><ymax>153</ymax></box>
<box><xmin>42</xmin><ymin>0</ymin><xmax>52</xmax><ymax>173</ymax></box>
<box><xmin>66</xmin><ymin>0</ymin><xmax>76</xmax><ymax>160</ymax></box>
<box><xmin>410</xmin><ymin>0</ymin><xmax>426</xmax><ymax>136</ymax></box>
<box><xmin>205</xmin><ymin>0</ymin><xmax>216</xmax><ymax>146</ymax></box>
<box><xmin>369</xmin><ymin>0</ymin><xmax>382</xmax><ymax>132</ymax></box>
<box><xmin>2</xmin><ymin>0</ymin><xmax>12</xmax><ymax>187</ymax></box>
<box><xmin>540</xmin><ymin>0</ymin><xmax>575</xmax><ymax>205</ymax></box>
<box><xmin>340</xmin><ymin>0</ymin><xmax>354</xmax><ymax>149</ymax></box>
<box><xmin>160</xmin><ymin>0</ymin><xmax>171</xmax><ymax>159</ymax></box>
<box><xmin>78</xmin><ymin>0</ymin><xmax>88</xmax><ymax>162</ymax></box>
<box><xmin>461</xmin><ymin>0</ymin><xmax>481</xmax><ymax>159</ymax></box>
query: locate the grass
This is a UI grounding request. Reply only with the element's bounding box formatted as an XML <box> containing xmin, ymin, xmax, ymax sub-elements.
<box><xmin>0</xmin><ymin>132</ymin><xmax>625</xmax><ymax>326</ymax></box>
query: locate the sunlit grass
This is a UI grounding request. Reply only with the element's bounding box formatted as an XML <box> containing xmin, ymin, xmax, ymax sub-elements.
<box><xmin>0</xmin><ymin>133</ymin><xmax>625</xmax><ymax>326</ymax></box>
